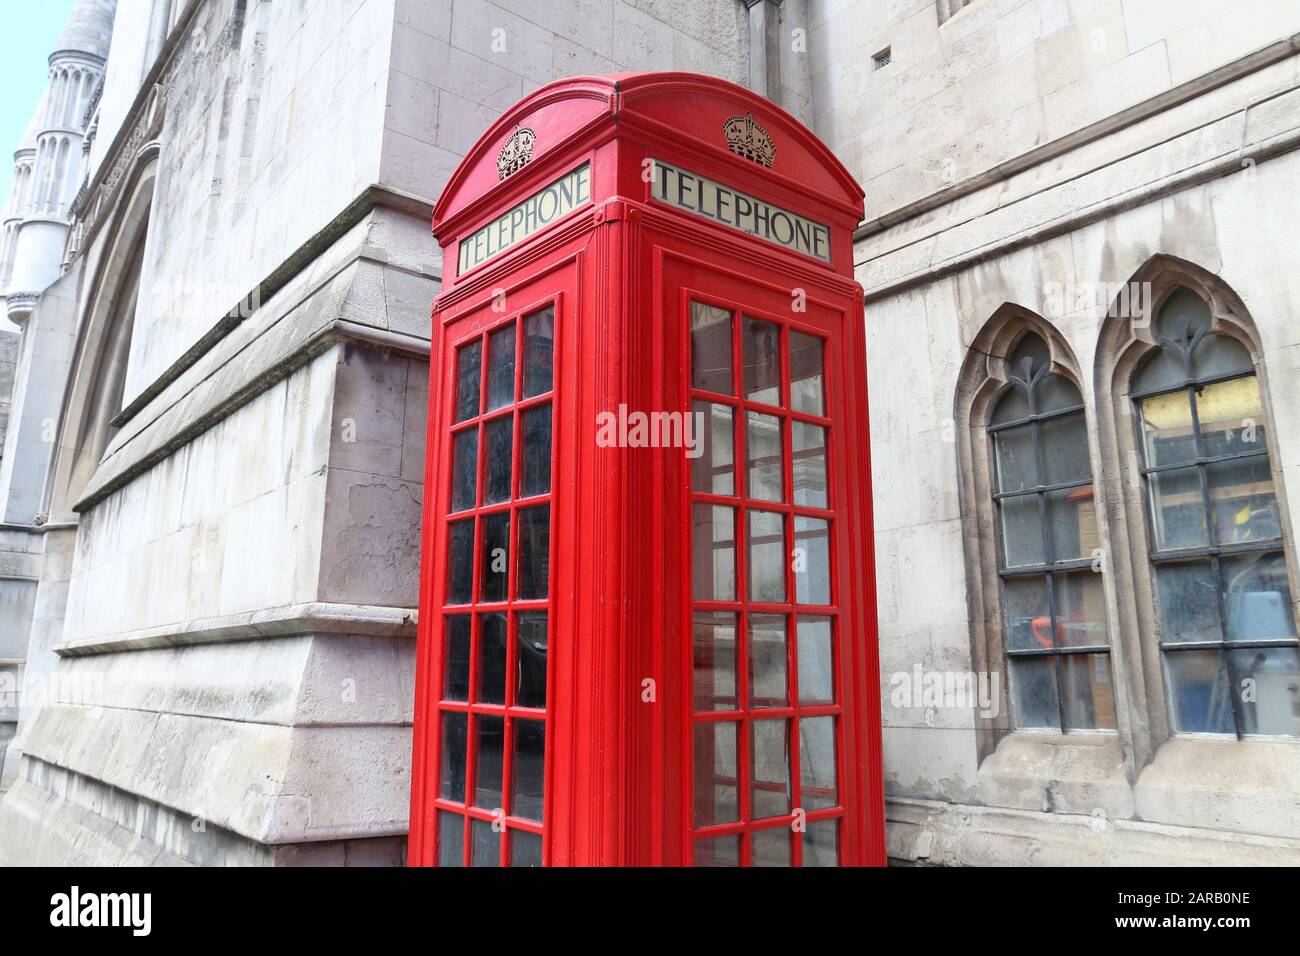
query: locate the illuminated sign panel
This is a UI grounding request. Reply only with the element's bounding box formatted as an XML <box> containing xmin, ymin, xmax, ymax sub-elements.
<box><xmin>458</xmin><ymin>163</ymin><xmax>591</xmax><ymax>274</ymax></box>
<box><xmin>649</xmin><ymin>160</ymin><xmax>831</xmax><ymax>263</ymax></box>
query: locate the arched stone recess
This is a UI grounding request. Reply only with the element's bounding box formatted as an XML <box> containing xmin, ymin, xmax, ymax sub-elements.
<box><xmin>954</xmin><ymin>303</ymin><xmax>1128</xmax><ymax>765</ymax></box>
<box><xmin>1094</xmin><ymin>254</ymin><xmax>1296</xmax><ymax>764</ymax></box>
<box><xmin>43</xmin><ymin>150</ymin><xmax>158</xmax><ymax>524</ymax></box>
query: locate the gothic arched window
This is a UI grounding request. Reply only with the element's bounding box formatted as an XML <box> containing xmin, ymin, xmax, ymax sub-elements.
<box><xmin>1133</xmin><ymin>288</ymin><xmax>1300</xmax><ymax>737</ymax></box>
<box><xmin>992</xmin><ymin>333</ymin><xmax>1114</xmax><ymax>731</ymax></box>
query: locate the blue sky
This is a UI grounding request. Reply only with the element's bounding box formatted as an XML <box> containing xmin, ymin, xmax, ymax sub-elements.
<box><xmin>1</xmin><ymin>1</ymin><xmax>80</xmax><ymax>207</ymax></box>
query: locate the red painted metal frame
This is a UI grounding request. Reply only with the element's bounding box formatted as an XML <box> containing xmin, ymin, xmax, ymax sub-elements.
<box><xmin>410</xmin><ymin>73</ymin><xmax>884</xmax><ymax>866</ymax></box>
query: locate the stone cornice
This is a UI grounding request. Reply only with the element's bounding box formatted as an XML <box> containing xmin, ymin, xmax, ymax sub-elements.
<box><xmin>53</xmin><ymin>602</ymin><xmax>418</xmax><ymax>656</ymax></box>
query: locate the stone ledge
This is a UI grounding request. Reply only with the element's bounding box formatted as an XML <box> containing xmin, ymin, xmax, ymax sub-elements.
<box><xmin>53</xmin><ymin>601</ymin><xmax>417</xmax><ymax>656</ymax></box>
<box><xmin>0</xmin><ymin>758</ymin><xmax>407</xmax><ymax>866</ymax></box>
<box><xmin>19</xmin><ymin>705</ymin><xmax>411</xmax><ymax>845</ymax></box>
<box><xmin>887</xmin><ymin>795</ymin><xmax>1300</xmax><ymax>865</ymax></box>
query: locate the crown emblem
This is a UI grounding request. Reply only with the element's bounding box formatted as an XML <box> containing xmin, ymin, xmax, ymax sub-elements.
<box><xmin>723</xmin><ymin>112</ymin><xmax>775</xmax><ymax>168</ymax></box>
<box><xmin>496</xmin><ymin>125</ymin><xmax>536</xmax><ymax>180</ymax></box>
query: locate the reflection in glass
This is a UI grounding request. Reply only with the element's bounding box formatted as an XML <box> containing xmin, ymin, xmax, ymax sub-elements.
<box><xmin>1228</xmin><ymin>646</ymin><xmax>1300</xmax><ymax>736</ymax></box>
<box><xmin>1207</xmin><ymin>456</ymin><xmax>1280</xmax><ymax>545</ymax></box>
<box><xmin>517</xmin><ymin>506</ymin><xmax>550</xmax><ymax>599</ymax></box>
<box><xmin>486</xmin><ymin>324</ymin><xmax>515</xmax><ymax>411</ymax></box>
<box><xmin>447</xmin><ymin>519</ymin><xmax>474</xmax><ymax>604</ymax></box>
<box><xmin>523</xmin><ymin>306</ymin><xmax>554</xmax><ymax>398</ymax></box>
<box><xmin>478</xmin><ymin>612</ymin><xmax>507</xmax><ymax>704</ymax></box>
<box><xmin>1046</xmin><ymin>485</ymin><xmax>1096</xmax><ymax>562</ymax></box>
<box><xmin>1009</xmin><ymin>657</ymin><xmax>1059</xmax><ymax>730</ymax></box>
<box><xmin>510</xmin><ymin>829</ymin><xmax>543</xmax><ymax>867</ymax></box>
<box><xmin>1156</xmin><ymin>561</ymin><xmax>1221</xmax><ymax>644</ymax></box>
<box><xmin>473</xmin><ymin>714</ymin><xmax>505</xmax><ymax>808</ymax></box>
<box><xmin>748</xmin><ymin>510</ymin><xmax>786</xmax><ymax>603</ymax></box>
<box><xmin>451</xmin><ymin>427</ymin><xmax>478</xmax><ymax>512</ymax></box>
<box><xmin>439</xmin><ymin>712</ymin><xmax>468</xmax><ymax>801</ymax></box>
<box><xmin>693</xmin><ymin>612</ymin><xmax>737</xmax><ymax>712</ymax></box>
<box><xmin>797</xmin><ymin>616</ymin><xmax>834</xmax><ymax>704</ymax></box>
<box><xmin>789</xmin><ymin>330</ymin><xmax>824</xmax><ymax>416</ymax></box>
<box><xmin>521</xmin><ymin>404</ymin><xmax>551</xmax><ymax>498</ymax></box>
<box><xmin>794</xmin><ymin>516</ymin><xmax>830</xmax><ymax>605</ymax></box>
<box><xmin>1224</xmin><ymin>551</ymin><xmax>1296</xmax><ymax>643</ymax></box>
<box><xmin>744</xmin><ymin>316</ymin><xmax>781</xmax><ymax>405</ymax></box>
<box><xmin>1165</xmin><ymin>650</ymin><xmax>1234</xmax><ymax>734</ymax></box>
<box><xmin>1053</xmin><ymin>571</ymin><xmax>1108</xmax><ymax>648</ymax></box>
<box><xmin>455</xmin><ymin>339</ymin><xmax>481</xmax><ymax>422</ymax></box>
<box><xmin>792</xmin><ymin>422</ymin><xmax>827</xmax><ymax>508</ymax></box>
<box><xmin>482</xmin><ymin>415</ymin><xmax>513</xmax><ymax>505</ymax></box>
<box><xmin>1060</xmin><ymin>652</ymin><xmax>1117</xmax><ymax>730</ymax></box>
<box><xmin>1039</xmin><ymin>413</ymin><xmax>1089</xmax><ymax>484</ymax></box>
<box><xmin>1149</xmin><ymin>466</ymin><xmax>1208</xmax><ymax>551</ymax></box>
<box><xmin>692</xmin><ymin>401</ymin><xmax>734</xmax><ymax>495</ymax></box>
<box><xmin>746</xmin><ymin>411</ymin><xmax>783</xmax><ymax>502</ymax></box>
<box><xmin>803</xmin><ymin>818</ymin><xmax>838</xmax><ymax>867</ymax></box>
<box><xmin>693</xmin><ymin>835</ymin><xmax>740</xmax><ymax>867</ymax></box>
<box><xmin>798</xmin><ymin>716</ymin><xmax>837</xmax><ymax>810</ymax></box>
<box><xmin>751</xmin><ymin>827</ymin><xmax>791</xmax><ymax>867</ymax></box>
<box><xmin>443</xmin><ymin>615</ymin><xmax>471</xmax><ymax>701</ymax></box>
<box><xmin>693</xmin><ymin>504</ymin><xmax>736</xmax><ymax>601</ymax></box>
<box><xmin>693</xmin><ymin>721</ymin><xmax>739</xmax><ymax>827</ymax></box>
<box><xmin>480</xmin><ymin>512</ymin><xmax>510</xmax><ymax>602</ymax></box>
<box><xmin>470</xmin><ymin>818</ymin><xmax>500</xmax><ymax>867</ymax></box>
<box><xmin>516</xmin><ymin>611</ymin><xmax>548</xmax><ymax>708</ymax></box>
<box><xmin>1003</xmin><ymin>575</ymin><xmax>1051</xmax><ymax>651</ymax></box>
<box><xmin>999</xmin><ymin>494</ymin><xmax>1045</xmax><ymax>567</ymax></box>
<box><xmin>512</xmin><ymin>720</ymin><xmax>546</xmax><ymax>821</ymax></box>
<box><xmin>748</xmin><ymin>613</ymin><xmax>788</xmax><ymax>708</ymax></box>
<box><xmin>993</xmin><ymin>425</ymin><xmax>1036</xmax><ymax>493</ymax></box>
<box><xmin>437</xmin><ymin>811</ymin><xmax>464</xmax><ymax>867</ymax></box>
<box><xmin>750</xmin><ymin>719</ymin><xmax>790</xmax><ymax>819</ymax></box>
<box><xmin>691</xmin><ymin>302</ymin><xmax>732</xmax><ymax>395</ymax></box>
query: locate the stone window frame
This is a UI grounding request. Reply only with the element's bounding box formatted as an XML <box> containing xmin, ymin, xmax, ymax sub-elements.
<box><xmin>955</xmin><ymin>305</ymin><xmax>1120</xmax><ymax>762</ymax></box>
<box><xmin>1095</xmin><ymin>256</ymin><xmax>1300</xmax><ymax>767</ymax></box>
<box><xmin>937</xmin><ymin>0</ymin><xmax>978</xmax><ymax>27</ymax></box>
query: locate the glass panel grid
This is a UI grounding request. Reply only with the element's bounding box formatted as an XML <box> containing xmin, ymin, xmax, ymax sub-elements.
<box><xmin>1133</xmin><ymin>300</ymin><xmax>1299</xmax><ymax>740</ymax></box>
<box><xmin>688</xmin><ymin>301</ymin><xmax>843</xmax><ymax>867</ymax></box>
<box><xmin>991</xmin><ymin>335</ymin><xmax>1112</xmax><ymax>734</ymax></box>
<box><xmin>435</xmin><ymin>306</ymin><xmax>556</xmax><ymax>865</ymax></box>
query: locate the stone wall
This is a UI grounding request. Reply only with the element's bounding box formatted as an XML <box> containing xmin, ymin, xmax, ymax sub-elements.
<box><xmin>831</xmin><ymin>0</ymin><xmax>1300</xmax><ymax>863</ymax></box>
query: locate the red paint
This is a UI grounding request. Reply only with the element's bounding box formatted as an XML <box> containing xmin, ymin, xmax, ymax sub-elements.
<box><xmin>410</xmin><ymin>73</ymin><xmax>883</xmax><ymax>866</ymax></box>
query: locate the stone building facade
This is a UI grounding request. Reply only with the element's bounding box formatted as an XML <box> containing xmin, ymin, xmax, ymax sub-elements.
<box><xmin>0</xmin><ymin>0</ymin><xmax>1297</xmax><ymax>865</ymax></box>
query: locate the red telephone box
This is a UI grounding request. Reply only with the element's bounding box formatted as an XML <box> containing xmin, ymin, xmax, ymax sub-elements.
<box><xmin>409</xmin><ymin>73</ymin><xmax>884</xmax><ymax>866</ymax></box>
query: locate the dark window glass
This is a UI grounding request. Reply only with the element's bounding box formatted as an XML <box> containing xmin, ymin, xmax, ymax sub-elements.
<box><xmin>450</xmin><ymin>427</ymin><xmax>478</xmax><ymax>512</ymax></box>
<box><xmin>470</xmin><ymin>818</ymin><xmax>500</xmax><ymax>867</ymax></box>
<box><xmin>486</xmin><ymin>324</ymin><xmax>515</xmax><ymax>411</ymax></box>
<box><xmin>523</xmin><ymin>306</ymin><xmax>554</xmax><ymax>398</ymax></box>
<box><xmin>482</xmin><ymin>414</ymin><xmax>513</xmax><ymax>505</ymax></box>
<box><xmin>510</xmin><ymin>829</ymin><xmax>543</xmax><ymax>867</ymax></box>
<box><xmin>437</xmin><ymin>811</ymin><xmax>464</xmax><ymax>867</ymax></box>
<box><xmin>447</xmin><ymin>519</ymin><xmax>474</xmax><ymax>605</ymax></box>
<box><xmin>443</xmin><ymin>615</ymin><xmax>471</xmax><ymax>701</ymax></box>
<box><xmin>521</xmin><ymin>404</ymin><xmax>551</xmax><ymax>498</ymax></box>
<box><xmin>455</xmin><ymin>340</ymin><xmax>481</xmax><ymax>422</ymax></box>
<box><xmin>517</xmin><ymin>506</ymin><xmax>550</xmax><ymax>600</ymax></box>
<box><xmin>439</xmin><ymin>712</ymin><xmax>468</xmax><ymax>801</ymax></box>
<box><xmin>743</xmin><ymin>316</ymin><xmax>781</xmax><ymax>405</ymax></box>
<box><xmin>511</xmin><ymin>720</ymin><xmax>546</xmax><ymax>821</ymax></box>
<box><xmin>516</xmin><ymin>611</ymin><xmax>548</xmax><ymax>708</ymax></box>
<box><xmin>478</xmin><ymin>612</ymin><xmax>507</xmax><ymax>704</ymax></box>
<box><xmin>690</xmin><ymin>302</ymin><xmax>732</xmax><ymax>395</ymax></box>
<box><xmin>789</xmin><ymin>330</ymin><xmax>824</xmax><ymax>416</ymax></box>
<box><xmin>480</xmin><ymin>512</ymin><xmax>510</xmax><ymax>602</ymax></box>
